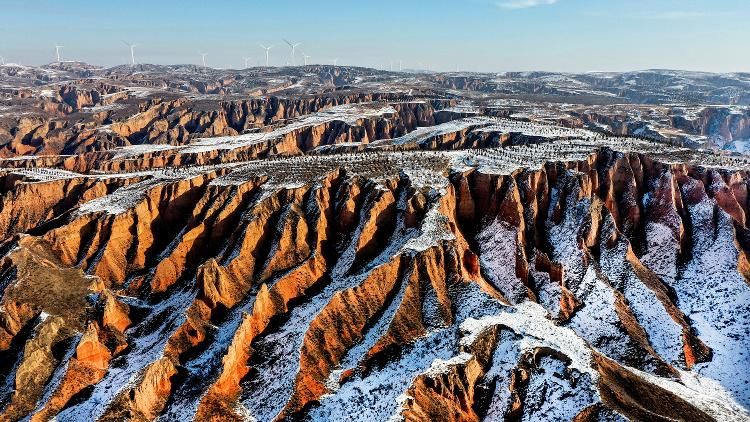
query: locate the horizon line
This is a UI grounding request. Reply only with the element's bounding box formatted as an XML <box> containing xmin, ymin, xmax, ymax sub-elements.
<box><xmin>2</xmin><ymin>60</ymin><xmax>747</xmax><ymax>76</ymax></box>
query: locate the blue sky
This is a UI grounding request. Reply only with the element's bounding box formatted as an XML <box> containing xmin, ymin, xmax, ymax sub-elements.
<box><xmin>2</xmin><ymin>0</ymin><xmax>747</xmax><ymax>72</ymax></box>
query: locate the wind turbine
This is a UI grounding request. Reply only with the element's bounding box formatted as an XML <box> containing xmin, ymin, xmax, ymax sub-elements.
<box><xmin>259</xmin><ymin>44</ymin><xmax>273</xmax><ymax>67</ymax></box>
<box><xmin>301</xmin><ymin>52</ymin><xmax>311</xmax><ymax>66</ymax></box>
<box><xmin>0</xmin><ymin>56</ymin><xmax>4</xmax><ymax>65</ymax></box>
<box><xmin>55</xmin><ymin>44</ymin><xmax>64</xmax><ymax>62</ymax></box>
<box><xmin>243</xmin><ymin>56</ymin><xmax>252</xmax><ymax>69</ymax></box>
<box><xmin>331</xmin><ymin>58</ymin><xmax>338</xmax><ymax>67</ymax></box>
<box><xmin>283</xmin><ymin>39</ymin><xmax>302</xmax><ymax>66</ymax></box>
<box><xmin>122</xmin><ymin>41</ymin><xmax>137</xmax><ymax>66</ymax></box>
<box><xmin>200</xmin><ymin>53</ymin><xmax>208</xmax><ymax>67</ymax></box>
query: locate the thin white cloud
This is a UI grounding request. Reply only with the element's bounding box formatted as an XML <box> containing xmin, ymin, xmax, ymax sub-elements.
<box><xmin>496</xmin><ymin>0</ymin><xmax>558</xmax><ymax>10</ymax></box>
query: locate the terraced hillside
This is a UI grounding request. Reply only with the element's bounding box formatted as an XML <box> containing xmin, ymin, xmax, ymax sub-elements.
<box><xmin>0</xmin><ymin>84</ymin><xmax>749</xmax><ymax>421</ymax></box>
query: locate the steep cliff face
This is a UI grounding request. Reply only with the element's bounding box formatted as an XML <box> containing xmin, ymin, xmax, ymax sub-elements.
<box><xmin>0</xmin><ymin>99</ymin><xmax>462</xmax><ymax>174</ymax></box>
<box><xmin>671</xmin><ymin>107</ymin><xmax>750</xmax><ymax>147</ymax></box>
<box><xmin>0</xmin><ymin>102</ymin><xmax>749</xmax><ymax>422</ymax></box>
<box><xmin>575</xmin><ymin>106</ymin><xmax>750</xmax><ymax>150</ymax></box>
<box><xmin>0</xmin><ymin>92</ymin><xmax>454</xmax><ymax>159</ymax></box>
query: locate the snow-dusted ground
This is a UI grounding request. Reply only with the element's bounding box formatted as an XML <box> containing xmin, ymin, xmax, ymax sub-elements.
<box><xmin>630</xmin><ymin>367</ymin><xmax>750</xmax><ymax>421</ymax></box>
<box><xmin>671</xmin><ymin>179</ymin><xmax>750</xmax><ymax>407</ymax></box>
<box><xmin>460</xmin><ymin>299</ymin><xmax>750</xmax><ymax>421</ymax></box>
<box><xmin>57</xmin><ymin>287</ymin><xmax>196</xmax><ymax>421</ymax></box>
<box><xmin>598</xmin><ymin>215</ymin><xmax>684</xmax><ymax>365</ymax></box>
<box><xmin>311</xmin><ymin>282</ymin><xmax>504</xmax><ymax>421</ymax></box>
<box><xmin>158</xmin><ymin>293</ymin><xmax>259</xmax><ymax>421</ymax></box>
<box><xmin>476</xmin><ymin>217</ymin><xmax>525</xmax><ymax>302</ymax></box>
<box><xmin>370</xmin><ymin>117</ymin><xmax>496</xmax><ymax>147</ymax></box>
<box><xmin>3</xmin><ymin>102</ymin><xmax>750</xmax><ymax>421</ymax></box>
<box><xmin>238</xmin><ymin>187</ymin><xmax>417</xmax><ymax>421</ymax></box>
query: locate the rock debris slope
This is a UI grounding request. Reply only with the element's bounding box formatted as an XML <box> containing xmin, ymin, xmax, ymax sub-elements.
<box><xmin>0</xmin><ymin>95</ymin><xmax>748</xmax><ymax>422</ymax></box>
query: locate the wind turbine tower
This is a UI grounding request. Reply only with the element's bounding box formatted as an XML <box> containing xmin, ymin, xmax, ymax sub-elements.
<box><xmin>201</xmin><ymin>53</ymin><xmax>208</xmax><ymax>67</ymax></box>
<box><xmin>122</xmin><ymin>41</ymin><xmax>137</xmax><ymax>66</ymax></box>
<box><xmin>302</xmin><ymin>53</ymin><xmax>311</xmax><ymax>66</ymax></box>
<box><xmin>55</xmin><ymin>45</ymin><xmax>64</xmax><ymax>62</ymax></box>
<box><xmin>259</xmin><ymin>44</ymin><xmax>273</xmax><ymax>67</ymax></box>
<box><xmin>284</xmin><ymin>39</ymin><xmax>302</xmax><ymax>66</ymax></box>
<box><xmin>243</xmin><ymin>57</ymin><xmax>252</xmax><ymax>69</ymax></box>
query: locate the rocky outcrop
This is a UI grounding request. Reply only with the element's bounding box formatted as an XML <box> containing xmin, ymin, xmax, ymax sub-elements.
<box><xmin>0</xmin><ymin>92</ymin><xmax>454</xmax><ymax>160</ymax></box>
<box><xmin>672</xmin><ymin>107</ymin><xmax>750</xmax><ymax>146</ymax></box>
<box><xmin>0</xmin><ymin>105</ymin><xmax>749</xmax><ymax>422</ymax></box>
